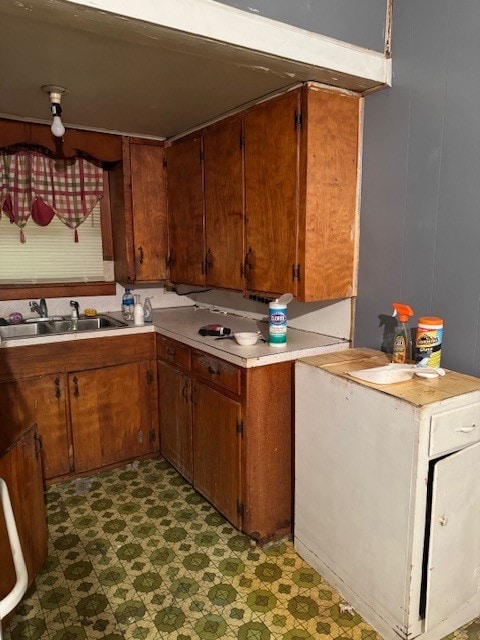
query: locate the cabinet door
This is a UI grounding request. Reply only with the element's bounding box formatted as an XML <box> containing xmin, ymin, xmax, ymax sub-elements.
<box><xmin>299</xmin><ymin>86</ymin><xmax>360</xmax><ymax>301</ymax></box>
<box><xmin>70</xmin><ymin>361</ymin><xmax>158</xmax><ymax>473</ymax></box>
<box><xmin>166</xmin><ymin>137</ymin><xmax>205</xmax><ymax>286</ymax></box>
<box><xmin>192</xmin><ymin>382</ymin><xmax>241</xmax><ymax>527</ymax></box>
<box><xmin>0</xmin><ymin>375</ymin><xmax>69</xmax><ymax>479</ymax></box>
<box><xmin>244</xmin><ymin>90</ymin><xmax>300</xmax><ymax>295</ymax></box>
<box><xmin>0</xmin><ymin>428</ymin><xmax>47</xmax><ymax>612</ymax></box>
<box><xmin>204</xmin><ymin>119</ymin><xmax>244</xmax><ymax>290</ymax></box>
<box><xmin>158</xmin><ymin>361</ymin><xmax>193</xmax><ymax>482</ymax></box>
<box><xmin>425</xmin><ymin>440</ymin><xmax>480</xmax><ymax>630</ymax></box>
<box><xmin>130</xmin><ymin>143</ymin><xmax>168</xmax><ymax>282</ymax></box>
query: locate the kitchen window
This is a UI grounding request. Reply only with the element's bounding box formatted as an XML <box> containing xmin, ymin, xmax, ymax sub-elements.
<box><xmin>0</xmin><ymin>162</ymin><xmax>116</xmax><ymax>301</ymax></box>
<box><xmin>0</xmin><ymin>200</ymin><xmax>111</xmax><ymax>284</ymax></box>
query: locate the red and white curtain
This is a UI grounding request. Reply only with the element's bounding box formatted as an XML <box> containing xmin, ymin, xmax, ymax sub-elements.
<box><xmin>0</xmin><ymin>150</ymin><xmax>103</xmax><ymax>243</ymax></box>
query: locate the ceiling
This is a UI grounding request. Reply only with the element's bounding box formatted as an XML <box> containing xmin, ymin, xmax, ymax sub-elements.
<box><xmin>0</xmin><ymin>0</ymin><xmax>386</xmax><ymax>139</ymax></box>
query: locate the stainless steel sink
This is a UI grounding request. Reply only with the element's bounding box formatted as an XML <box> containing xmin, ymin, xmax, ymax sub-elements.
<box><xmin>0</xmin><ymin>323</ymin><xmax>52</xmax><ymax>339</ymax></box>
<box><xmin>48</xmin><ymin>316</ymin><xmax>126</xmax><ymax>333</ymax></box>
<box><xmin>0</xmin><ymin>315</ymin><xmax>127</xmax><ymax>340</ymax></box>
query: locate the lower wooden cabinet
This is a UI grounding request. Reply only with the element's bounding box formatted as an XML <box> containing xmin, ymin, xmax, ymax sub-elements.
<box><xmin>157</xmin><ymin>335</ymin><xmax>293</xmax><ymax>542</ymax></box>
<box><xmin>158</xmin><ymin>360</ymin><xmax>193</xmax><ymax>482</ymax></box>
<box><xmin>0</xmin><ymin>375</ymin><xmax>70</xmax><ymax>479</ymax></box>
<box><xmin>0</xmin><ymin>334</ymin><xmax>158</xmax><ymax>483</ymax></box>
<box><xmin>70</xmin><ymin>361</ymin><xmax>159</xmax><ymax>474</ymax></box>
<box><xmin>0</xmin><ymin>427</ymin><xmax>47</xmax><ymax>623</ymax></box>
<box><xmin>192</xmin><ymin>382</ymin><xmax>242</xmax><ymax>528</ymax></box>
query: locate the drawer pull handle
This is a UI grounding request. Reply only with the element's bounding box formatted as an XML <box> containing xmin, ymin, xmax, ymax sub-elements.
<box><xmin>137</xmin><ymin>246</ymin><xmax>144</xmax><ymax>265</ymax></box>
<box><xmin>73</xmin><ymin>376</ymin><xmax>80</xmax><ymax>398</ymax></box>
<box><xmin>166</xmin><ymin>348</ymin><xmax>176</xmax><ymax>357</ymax></box>
<box><xmin>54</xmin><ymin>377</ymin><xmax>61</xmax><ymax>399</ymax></box>
<box><xmin>207</xmin><ymin>365</ymin><xmax>221</xmax><ymax>376</ymax></box>
<box><xmin>182</xmin><ymin>382</ymin><xmax>189</xmax><ymax>402</ymax></box>
<box><xmin>455</xmin><ymin>425</ymin><xmax>477</xmax><ymax>433</ymax></box>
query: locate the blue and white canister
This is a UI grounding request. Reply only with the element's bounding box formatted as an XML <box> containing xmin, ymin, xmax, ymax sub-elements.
<box><xmin>269</xmin><ymin>301</ymin><xmax>287</xmax><ymax>346</ymax></box>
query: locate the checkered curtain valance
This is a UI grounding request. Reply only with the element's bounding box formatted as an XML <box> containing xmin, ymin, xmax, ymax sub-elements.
<box><xmin>0</xmin><ymin>150</ymin><xmax>103</xmax><ymax>243</ymax></box>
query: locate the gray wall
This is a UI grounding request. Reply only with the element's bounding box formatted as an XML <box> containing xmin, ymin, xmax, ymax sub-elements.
<box><xmin>356</xmin><ymin>0</ymin><xmax>480</xmax><ymax>375</ymax></box>
<box><xmin>215</xmin><ymin>0</ymin><xmax>387</xmax><ymax>52</ymax></box>
<box><xmin>217</xmin><ymin>0</ymin><xmax>480</xmax><ymax>375</ymax></box>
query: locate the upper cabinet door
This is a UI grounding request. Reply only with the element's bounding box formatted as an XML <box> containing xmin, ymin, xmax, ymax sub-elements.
<box><xmin>299</xmin><ymin>86</ymin><xmax>361</xmax><ymax>301</ymax></box>
<box><xmin>204</xmin><ymin>119</ymin><xmax>244</xmax><ymax>291</ymax></box>
<box><xmin>244</xmin><ymin>90</ymin><xmax>300</xmax><ymax>296</ymax></box>
<box><xmin>166</xmin><ymin>137</ymin><xmax>205</xmax><ymax>286</ymax></box>
<box><xmin>110</xmin><ymin>139</ymin><xmax>168</xmax><ymax>285</ymax></box>
<box><xmin>130</xmin><ymin>143</ymin><xmax>168</xmax><ymax>282</ymax></box>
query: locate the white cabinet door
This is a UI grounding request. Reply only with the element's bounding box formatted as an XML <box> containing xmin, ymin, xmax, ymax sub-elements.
<box><xmin>426</xmin><ymin>440</ymin><xmax>480</xmax><ymax>630</ymax></box>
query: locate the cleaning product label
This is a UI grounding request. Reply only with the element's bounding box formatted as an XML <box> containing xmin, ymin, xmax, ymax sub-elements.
<box><xmin>269</xmin><ymin>303</ymin><xmax>287</xmax><ymax>346</ymax></box>
<box><xmin>392</xmin><ymin>334</ymin><xmax>407</xmax><ymax>363</ymax></box>
<box><xmin>415</xmin><ymin>319</ymin><xmax>443</xmax><ymax>368</ymax></box>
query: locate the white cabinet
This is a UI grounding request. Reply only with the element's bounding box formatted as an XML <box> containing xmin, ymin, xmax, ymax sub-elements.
<box><xmin>295</xmin><ymin>348</ymin><xmax>480</xmax><ymax>640</ymax></box>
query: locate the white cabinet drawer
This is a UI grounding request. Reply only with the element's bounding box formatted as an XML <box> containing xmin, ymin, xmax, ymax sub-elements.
<box><xmin>430</xmin><ymin>404</ymin><xmax>480</xmax><ymax>457</ymax></box>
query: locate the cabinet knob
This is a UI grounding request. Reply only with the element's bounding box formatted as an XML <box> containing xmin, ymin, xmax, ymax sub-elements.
<box><xmin>166</xmin><ymin>347</ymin><xmax>176</xmax><ymax>357</ymax></box>
<box><xmin>438</xmin><ymin>515</ymin><xmax>448</xmax><ymax>527</ymax></box>
<box><xmin>207</xmin><ymin>365</ymin><xmax>221</xmax><ymax>376</ymax></box>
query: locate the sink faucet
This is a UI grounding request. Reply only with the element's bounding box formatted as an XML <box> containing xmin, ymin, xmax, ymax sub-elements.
<box><xmin>70</xmin><ymin>300</ymin><xmax>80</xmax><ymax>330</ymax></box>
<box><xmin>29</xmin><ymin>298</ymin><xmax>48</xmax><ymax>318</ymax></box>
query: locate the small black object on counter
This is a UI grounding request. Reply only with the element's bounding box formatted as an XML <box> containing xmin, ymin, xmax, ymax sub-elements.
<box><xmin>198</xmin><ymin>324</ymin><xmax>232</xmax><ymax>337</ymax></box>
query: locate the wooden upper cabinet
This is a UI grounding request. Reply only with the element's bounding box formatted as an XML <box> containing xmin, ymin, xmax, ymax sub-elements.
<box><xmin>298</xmin><ymin>85</ymin><xmax>361</xmax><ymax>301</ymax></box>
<box><xmin>244</xmin><ymin>90</ymin><xmax>301</xmax><ymax>296</ymax></box>
<box><xmin>166</xmin><ymin>136</ymin><xmax>205</xmax><ymax>286</ymax></box>
<box><xmin>204</xmin><ymin>119</ymin><xmax>244</xmax><ymax>291</ymax></box>
<box><xmin>110</xmin><ymin>138</ymin><xmax>168</xmax><ymax>284</ymax></box>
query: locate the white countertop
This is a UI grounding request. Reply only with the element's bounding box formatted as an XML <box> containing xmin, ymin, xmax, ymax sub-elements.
<box><xmin>1</xmin><ymin>306</ymin><xmax>348</xmax><ymax>368</ymax></box>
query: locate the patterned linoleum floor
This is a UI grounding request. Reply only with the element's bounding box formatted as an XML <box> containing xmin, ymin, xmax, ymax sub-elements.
<box><xmin>4</xmin><ymin>458</ymin><xmax>479</xmax><ymax>640</ymax></box>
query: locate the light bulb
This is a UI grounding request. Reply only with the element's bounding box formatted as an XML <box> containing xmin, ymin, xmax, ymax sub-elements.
<box><xmin>51</xmin><ymin>115</ymin><xmax>65</xmax><ymax>137</ymax></box>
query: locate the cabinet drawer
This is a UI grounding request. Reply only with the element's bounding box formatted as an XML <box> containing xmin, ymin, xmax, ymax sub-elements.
<box><xmin>430</xmin><ymin>404</ymin><xmax>480</xmax><ymax>457</ymax></box>
<box><xmin>192</xmin><ymin>351</ymin><xmax>241</xmax><ymax>395</ymax></box>
<box><xmin>157</xmin><ymin>335</ymin><xmax>191</xmax><ymax>370</ymax></box>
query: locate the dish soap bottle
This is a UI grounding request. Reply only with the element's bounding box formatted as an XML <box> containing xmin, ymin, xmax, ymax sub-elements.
<box><xmin>122</xmin><ymin>288</ymin><xmax>134</xmax><ymax>321</ymax></box>
<box><xmin>134</xmin><ymin>295</ymin><xmax>144</xmax><ymax>326</ymax></box>
<box><xmin>143</xmin><ymin>297</ymin><xmax>153</xmax><ymax>323</ymax></box>
<box><xmin>392</xmin><ymin>303</ymin><xmax>414</xmax><ymax>363</ymax></box>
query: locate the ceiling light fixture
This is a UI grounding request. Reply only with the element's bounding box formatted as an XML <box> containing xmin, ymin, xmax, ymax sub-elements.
<box><xmin>41</xmin><ymin>85</ymin><xmax>67</xmax><ymax>138</ymax></box>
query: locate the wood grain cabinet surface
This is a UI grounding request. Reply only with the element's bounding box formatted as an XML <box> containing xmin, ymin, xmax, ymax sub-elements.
<box><xmin>110</xmin><ymin>138</ymin><xmax>168</xmax><ymax>284</ymax></box>
<box><xmin>70</xmin><ymin>360</ymin><xmax>159</xmax><ymax>474</ymax></box>
<box><xmin>0</xmin><ymin>375</ymin><xmax>70</xmax><ymax>480</ymax></box>
<box><xmin>203</xmin><ymin>118</ymin><xmax>244</xmax><ymax>291</ymax></box>
<box><xmin>158</xmin><ymin>360</ymin><xmax>193</xmax><ymax>483</ymax></box>
<box><xmin>164</xmin><ymin>83</ymin><xmax>362</xmax><ymax>301</ymax></box>
<box><xmin>165</xmin><ymin>136</ymin><xmax>205</xmax><ymax>286</ymax></box>
<box><xmin>0</xmin><ymin>334</ymin><xmax>158</xmax><ymax>483</ymax></box>
<box><xmin>157</xmin><ymin>334</ymin><xmax>293</xmax><ymax>543</ymax></box>
<box><xmin>0</xmin><ymin>427</ymin><xmax>47</xmax><ymax>625</ymax></box>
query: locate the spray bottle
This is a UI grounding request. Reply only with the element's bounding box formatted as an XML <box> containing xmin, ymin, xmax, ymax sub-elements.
<box><xmin>392</xmin><ymin>303</ymin><xmax>414</xmax><ymax>363</ymax></box>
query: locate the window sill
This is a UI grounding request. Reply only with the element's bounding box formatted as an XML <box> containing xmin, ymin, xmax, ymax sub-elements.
<box><xmin>0</xmin><ymin>281</ymin><xmax>116</xmax><ymax>301</ymax></box>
